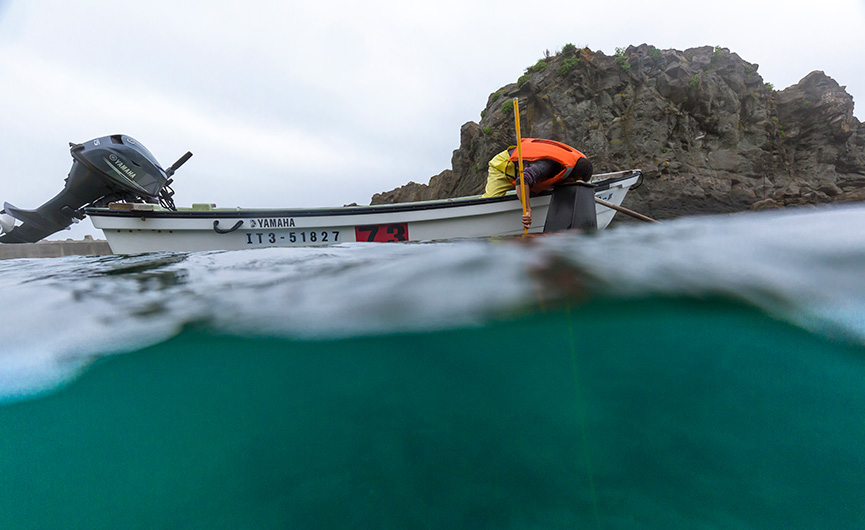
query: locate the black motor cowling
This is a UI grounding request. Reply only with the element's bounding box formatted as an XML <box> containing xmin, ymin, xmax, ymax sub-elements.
<box><xmin>0</xmin><ymin>135</ymin><xmax>190</xmax><ymax>243</ymax></box>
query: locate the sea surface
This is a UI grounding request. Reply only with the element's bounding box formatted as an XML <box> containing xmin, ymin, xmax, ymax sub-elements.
<box><xmin>1</xmin><ymin>204</ymin><xmax>864</xmax><ymax>529</ymax></box>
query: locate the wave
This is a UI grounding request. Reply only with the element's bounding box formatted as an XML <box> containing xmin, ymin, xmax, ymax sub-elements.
<box><xmin>1</xmin><ymin>202</ymin><xmax>865</xmax><ymax>400</ymax></box>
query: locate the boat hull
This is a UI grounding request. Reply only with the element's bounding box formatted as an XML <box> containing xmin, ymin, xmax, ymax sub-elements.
<box><xmin>87</xmin><ymin>171</ymin><xmax>640</xmax><ymax>254</ymax></box>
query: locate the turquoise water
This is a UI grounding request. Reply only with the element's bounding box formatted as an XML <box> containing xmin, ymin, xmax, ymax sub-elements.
<box><xmin>1</xmin><ymin>204</ymin><xmax>865</xmax><ymax>528</ymax></box>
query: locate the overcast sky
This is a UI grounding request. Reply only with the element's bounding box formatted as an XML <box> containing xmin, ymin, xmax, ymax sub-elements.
<box><xmin>0</xmin><ymin>0</ymin><xmax>863</xmax><ymax>240</ymax></box>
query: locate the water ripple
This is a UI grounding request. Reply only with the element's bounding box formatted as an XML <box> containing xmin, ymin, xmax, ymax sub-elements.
<box><xmin>2</xmin><ymin>202</ymin><xmax>865</xmax><ymax>400</ymax></box>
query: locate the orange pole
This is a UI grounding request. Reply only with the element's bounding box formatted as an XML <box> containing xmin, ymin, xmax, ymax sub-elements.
<box><xmin>513</xmin><ymin>98</ymin><xmax>528</xmax><ymax>235</ymax></box>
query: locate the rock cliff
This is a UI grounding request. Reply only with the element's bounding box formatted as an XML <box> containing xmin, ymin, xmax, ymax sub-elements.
<box><xmin>371</xmin><ymin>45</ymin><xmax>865</xmax><ymax>220</ymax></box>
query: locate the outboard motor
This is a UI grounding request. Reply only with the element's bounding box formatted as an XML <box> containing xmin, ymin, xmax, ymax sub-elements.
<box><xmin>0</xmin><ymin>135</ymin><xmax>191</xmax><ymax>243</ymax></box>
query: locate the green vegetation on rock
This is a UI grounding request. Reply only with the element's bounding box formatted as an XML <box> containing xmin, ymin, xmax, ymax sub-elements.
<box><xmin>557</xmin><ymin>56</ymin><xmax>580</xmax><ymax>76</ymax></box>
<box><xmin>689</xmin><ymin>74</ymin><xmax>701</xmax><ymax>88</ymax></box>
<box><xmin>525</xmin><ymin>59</ymin><xmax>547</xmax><ymax>75</ymax></box>
<box><xmin>614</xmin><ymin>47</ymin><xmax>631</xmax><ymax>71</ymax></box>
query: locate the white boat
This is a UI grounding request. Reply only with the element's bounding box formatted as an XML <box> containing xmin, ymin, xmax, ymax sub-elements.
<box><xmin>0</xmin><ymin>135</ymin><xmax>643</xmax><ymax>254</ymax></box>
<box><xmin>83</xmin><ymin>171</ymin><xmax>641</xmax><ymax>254</ymax></box>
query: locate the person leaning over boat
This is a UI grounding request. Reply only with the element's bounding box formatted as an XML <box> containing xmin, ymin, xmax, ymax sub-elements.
<box><xmin>482</xmin><ymin>138</ymin><xmax>592</xmax><ymax>230</ymax></box>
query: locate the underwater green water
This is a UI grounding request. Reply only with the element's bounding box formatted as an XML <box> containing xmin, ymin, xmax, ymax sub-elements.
<box><xmin>2</xmin><ymin>297</ymin><xmax>863</xmax><ymax>529</ymax></box>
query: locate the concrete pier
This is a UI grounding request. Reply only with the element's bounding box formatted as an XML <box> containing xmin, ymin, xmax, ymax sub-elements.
<box><xmin>0</xmin><ymin>236</ymin><xmax>112</xmax><ymax>260</ymax></box>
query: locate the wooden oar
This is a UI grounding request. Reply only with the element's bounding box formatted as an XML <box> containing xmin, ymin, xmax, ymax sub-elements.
<box><xmin>594</xmin><ymin>197</ymin><xmax>659</xmax><ymax>223</ymax></box>
<box><xmin>513</xmin><ymin>98</ymin><xmax>528</xmax><ymax>235</ymax></box>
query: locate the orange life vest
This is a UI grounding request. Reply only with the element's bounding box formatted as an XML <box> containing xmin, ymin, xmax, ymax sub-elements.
<box><xmin>507</xmin><ymin>138</ymin><xmax>587</xmax><ymax>193</ymax></box>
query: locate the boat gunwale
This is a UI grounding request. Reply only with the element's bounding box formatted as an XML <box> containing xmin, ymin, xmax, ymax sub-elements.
<box><xmin>84</xmin><ymin>171</ymin><xmax>641</xmax><ymax>220</ymax></box>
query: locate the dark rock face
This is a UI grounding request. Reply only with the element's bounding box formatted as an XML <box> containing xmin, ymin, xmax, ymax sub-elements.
<box><xmin>371</xmin><ymin>45</ymin><xmax>865</xmax><ymax>219</ymax></box>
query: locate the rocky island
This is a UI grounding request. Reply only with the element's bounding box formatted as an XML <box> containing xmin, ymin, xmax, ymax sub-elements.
<box><xmin>372</xmin><ymin>45</ymin><xmax>865</xmax><ymax>221</ymax></box>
